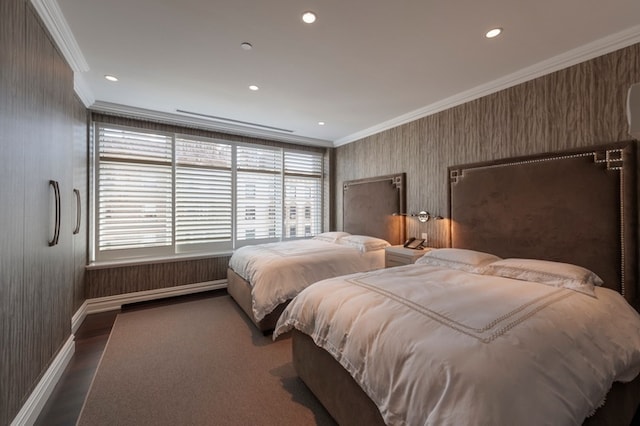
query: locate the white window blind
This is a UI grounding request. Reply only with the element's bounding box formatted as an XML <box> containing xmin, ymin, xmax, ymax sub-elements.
<box><xmin>284</xmin><ymin>151</ymin><xmax>323</xmax><ymax>238</ymax></box>
<box><xmin>97</xmin><ymin>126</ymin><xmax>173</xmax><ymax>253</ymax></box>
<box><xmin>175</xmin><ymin>137</ymin><xmax>232</xmax><ymax>251</ymax></box>
<box><xmin>94</xmin><ymin>123</ymin><xmax>325</xmax><ymax>261</ymax></box>
<box><xmin>236</xmin><ymin>146</ymin><xmax>282</xmax><ymax>243</ymax></box>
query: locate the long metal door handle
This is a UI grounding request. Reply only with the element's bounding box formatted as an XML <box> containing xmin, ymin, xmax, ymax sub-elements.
<box><xmin>49</xmin><ymin>180</ymin><xmax>61</xmax><ymax>246</ymax></box>
<box><xmin>73</xmin><ymin>188</ymin><xmax>81</xmax><ymax>235</ymax></box>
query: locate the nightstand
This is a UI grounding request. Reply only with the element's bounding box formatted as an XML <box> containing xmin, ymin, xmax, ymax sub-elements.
<box><xmin>384</xmin><ymin>245</ymin><xmax>432</xmax><ymax>267</ymax></box>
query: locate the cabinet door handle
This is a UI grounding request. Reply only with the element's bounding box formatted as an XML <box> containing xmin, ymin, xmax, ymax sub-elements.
<box><xmin>49</xmin><ymin>180</ymin><xmax>61</xmax><ymax>246</ymax></box>
<box><xmin>73</xmin><ymin>188</ymin><xmax>81</xmax><ymax>235</ymax></box>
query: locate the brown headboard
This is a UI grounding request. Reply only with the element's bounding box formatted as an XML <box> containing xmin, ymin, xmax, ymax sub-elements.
<box><xmin>448</xmin><ymin>142</ymin><xmax>638</xmax><ymax>306</ymax></box>
<box><xmin>343</xmin><ymin>173</ymin><xmax>406</xmax><ymax>245</ymax></box>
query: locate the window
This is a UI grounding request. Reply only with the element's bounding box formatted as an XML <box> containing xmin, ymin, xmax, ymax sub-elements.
<box><xmin>283</xmin><ymin>151</ymin><xmax>323</xmax><ymax>239</ymax></box>
<box><xmin>96</xmin><ymin>126</ymin><xmax>173</xmax><ymax>259</ymax></box>
<box><xmin>235</xmin><ymin>146</ymin><xmax>282</xmax><ymax>246</ymax></box>
<box><xmin>94</xmin><ymin>123</ymin><xmax>324</xmax><ymax>261</ymax></box>
<box><xmin>175</xmin><ymin>137</ymin><xmax>232</xmax><ymax>252</ymax></box>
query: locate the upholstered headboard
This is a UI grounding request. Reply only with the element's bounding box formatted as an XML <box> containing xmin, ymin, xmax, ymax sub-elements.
<box><xmin>343</xmin><ymin>173</ymin><xmax>406</xmax><ymax>245</ymax></box>
<box><xmin>448</xmin><ymin>142</ymin><xmax>638</xmax><ymax>306</ymax></box>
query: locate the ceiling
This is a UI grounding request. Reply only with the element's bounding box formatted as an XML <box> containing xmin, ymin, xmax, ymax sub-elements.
<box><xmin>40</xmin><ymin>0</ymin><xmax>640</xmax><ymax>147</ymax></box>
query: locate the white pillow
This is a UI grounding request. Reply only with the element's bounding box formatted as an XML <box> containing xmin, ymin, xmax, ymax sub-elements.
<box><xmin>339</xmin><ymin>235</ymin><xmax>390</xmax><ymax>252</ymax></box>
<box><xmin>477</xmin><ymin>258</ymin><xmax>603</xmax><ymax>297</ymax></box>
<box><xmin>415</xmin><ymin>248</ymin><xmax>502</xmax><ymax>272</ymax></box>
<box><xmin>312</xmin><ymin>232</ymin><xmax>351</xmax><ymax>243</ymax></box>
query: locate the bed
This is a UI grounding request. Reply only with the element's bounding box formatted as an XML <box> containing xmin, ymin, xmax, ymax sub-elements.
<box><xmin>273</xmin><ymin>141</ymin><xmax>640</xmax><ymax>425</ymax></box>
<box><xmin>227</xmin><ymin>173</ymin><xmax>406</xmax><ymax>332</ymax></box>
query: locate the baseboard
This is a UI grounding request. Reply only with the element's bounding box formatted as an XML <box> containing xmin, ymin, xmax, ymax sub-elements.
<box><xmin>10</xmin><ymin>336</ymin><xmax>75</xmax><ymax>426</ymax></box>
<box><xmin>72</xmin><ymin>300</ymin><xmax>88</xmax><ymax>334</ymax></box>
<box><xmin>85</xmin><ymin>279</ymin><xmax>228</xmax><ymax>315</ymax></box>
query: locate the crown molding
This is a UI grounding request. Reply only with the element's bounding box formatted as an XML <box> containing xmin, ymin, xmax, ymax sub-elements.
<box><xmin>30</xmin><ymin>0</ymin><xmax>89</xmax><ymax>72</ymax></box>
<box><xmin>91</xmin><ymin>102</ymin><xmax>334</xmax><ymax>148</ymax></box>
<box><xmin>334</xmin><ymin>24</ymin><xmax>640</xmax><ymax>147</ymax></box>
<box><xmin>73</xmin><ymin>73</ymin><xmax>95</xmax><ymax>107</ymax></box>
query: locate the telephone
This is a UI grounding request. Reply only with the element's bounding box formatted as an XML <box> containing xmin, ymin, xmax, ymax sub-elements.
<box><xmin>403</xmin><ymin>237</ymin><xmax>425</xmax><ymax>250</ymax></box>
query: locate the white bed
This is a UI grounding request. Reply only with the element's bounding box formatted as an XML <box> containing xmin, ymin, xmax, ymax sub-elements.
<box><xmin>228</xmin><ymin>233</ymin><xmax>387</xmax><ymax>326</ymax></box>
<box><xmin>274</xmin><ymin>249</ymin><xmax>640</xmax><ymax>425</ymax></box>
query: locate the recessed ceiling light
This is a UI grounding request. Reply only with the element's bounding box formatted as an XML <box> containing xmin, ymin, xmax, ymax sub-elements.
<box><xmin>104</xmin><ymin>75</ymin><xmax>118</xmax><ymax>82</ymax></box>
<box><xmin>318</xmin><ymin>121</ymin><xmax>325</xmax><ymax>126</ymax></box>
<box><xmin>485</xmin><ymin>28</ymin><xmax>502</xmax><ymax>38</ymax></box>
<box><xmin>249</xmin><ymin>85</ymin><xmax>259</xmax><ymax>91</ymax></box>
<box><xmin>302</xmin><ymin>11</ymin><xmax>317</xmax><ymax>24</ymax></box>
<box><xmin>241</xmin><ymin>42</ymin><xmax>253</xmax><ymax>50</ymax></box>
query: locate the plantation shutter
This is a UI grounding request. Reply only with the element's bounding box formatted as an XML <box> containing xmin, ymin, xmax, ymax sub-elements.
<box><xmin>283</xmin><ymin>151</ymin><xmax>323</xmax><ymax>238</ymax></box>
<box><xmin>175</xmin><ymin>137</ymin><xmax>233</xmax><ymax>251</ymax></box>
<box><xmin>236</xmin><ymin>145</ymin><xmax>282</xmax><ymax>243</ymax></box>
<box><xmin>97</xmin><ymin>125</ymin><xmax>173</xmax><ymax>254</ymax></box>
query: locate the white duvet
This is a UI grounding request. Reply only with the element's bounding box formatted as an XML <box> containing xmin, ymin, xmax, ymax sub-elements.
<box><xmin>274</xmin><ymin>264</ymin><xmax>640</xmax><ymax>426</ymax></box>
<box><xmin>228</xmin><ymin>239</ymin><xmax>385</xmax><ymax>322</ymax></box>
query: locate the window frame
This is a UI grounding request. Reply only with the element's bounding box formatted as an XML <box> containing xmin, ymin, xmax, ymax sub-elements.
<box><xmin>91</xmin><ymin>122</ymin><xmax>325</xmax><ymax>262</ymax></box>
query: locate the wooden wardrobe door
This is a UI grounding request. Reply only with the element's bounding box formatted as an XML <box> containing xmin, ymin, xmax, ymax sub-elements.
<box><xmin>72</xmin><ymin>98</ymin><xmax>88</xmax><ymax>313</ymax></box>
<box><xmin>0</xmin><ymin>0</ymin><xmax>27</xmax><ymax>423</ymax></box>
<box><xmin>21</xmin><ymin>3</ymin><xmax>74</xmax><ymax>401</ymax></box>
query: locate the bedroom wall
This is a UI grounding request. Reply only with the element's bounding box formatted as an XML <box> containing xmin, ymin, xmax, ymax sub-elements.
<box><xmin>335</xmin><ymin>43</ymin><xmax>640</xmax><ymax>247</ymax></box>
<box><xmin>86</xmin><ymin>113</ymin><xmax>329</xmax><ymax>298</ymax></box>
<box><xmin>0</xmin><ymin>0</ymin><xmax>88</xmax><ymax>423</ymax></box>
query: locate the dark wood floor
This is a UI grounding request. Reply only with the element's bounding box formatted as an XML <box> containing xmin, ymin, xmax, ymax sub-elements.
<box><xmin>34</xmin><ymin>309</ymin><xmax>117</xmax><ymax>426</ymax></box>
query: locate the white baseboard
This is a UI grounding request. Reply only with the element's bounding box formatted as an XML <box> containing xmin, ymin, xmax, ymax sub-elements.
<box><xmin>84</xmin><ymin>279</ymin><xmax>228</xmax><ymax>315</ymax></box>
<box><xmin>71</xmin><ymin>300</ymin><xmax>88</xmax><ymax>334</ymax></box>
<box><xmin>14</xmin><ymin>280</ymin><xmax>227</xmax><ymax>425</ymax></box>
<box><xmin>10</xmin><ymin>336</ymin><xmax>75</xmax><ymax>426</ymax></box>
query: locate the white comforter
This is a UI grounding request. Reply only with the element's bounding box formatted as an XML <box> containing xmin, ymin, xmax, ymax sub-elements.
<box><xmin>274</xmin><ymin>264</ymin><xmax>640</xmax><ymax>426</ymax></box>
<box><xmin>228</xmin><ymin>239</ymin><xmax>385</xmax><ymax>321</ymax></box>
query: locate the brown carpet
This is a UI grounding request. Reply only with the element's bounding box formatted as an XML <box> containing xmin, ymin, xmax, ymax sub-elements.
<box><xmin>77</xmin><ymin>293</ymin><xmax>336</xmax><ymax>425</ymax></box>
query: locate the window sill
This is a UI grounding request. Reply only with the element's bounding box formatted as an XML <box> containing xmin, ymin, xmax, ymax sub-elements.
<box><xmin>86</xmin><ymin>250</ymin><xmax>234</xmax><ymax>271</ymax></box>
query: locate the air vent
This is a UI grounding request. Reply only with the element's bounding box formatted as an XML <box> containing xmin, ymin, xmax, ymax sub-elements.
<box><xmin>176</xmin><ymin>109</ymin><xmax>294</xmax><ymax>133</ymax></box>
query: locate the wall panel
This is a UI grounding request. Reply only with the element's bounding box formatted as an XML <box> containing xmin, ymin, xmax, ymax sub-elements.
<box><xmin>335</xmin><ymin>44</ymin><xmax>640</xmax><ymax>247</ymax></box>
<box><xmin>86</xmin><ymin>256</ymin><xmax>231</xmax><ymax>299</ymax></box>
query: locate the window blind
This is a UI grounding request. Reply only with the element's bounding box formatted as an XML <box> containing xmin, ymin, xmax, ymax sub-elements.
<box><xmin>97</xmin><ymin>126</ymin><xmax>173</xmax><ymax>253</ymax></box>
<box><xmin>284</xmin><ymin>151</ymin><xmax>323</xmax><ymax>238</ymax></box>
<box><xmin>175</xmin><ymin>137</ymin><xmax>232</xmax><ymax>250</ymax></box>
<box><xmin>236</xmin><ymin>146</ymin><xmax>282</xmax><ymax>242</ymax></box>
<box><xmin>94</xmin><ymin>123</ymin><xmax>325</xmax><ymax>261</ymax></box>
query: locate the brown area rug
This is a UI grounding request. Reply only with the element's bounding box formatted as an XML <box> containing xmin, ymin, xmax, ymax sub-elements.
<box><xmin>77</xmin><ymin>293</ymin><xmax>336</xmax><ymax>425</ymax></box>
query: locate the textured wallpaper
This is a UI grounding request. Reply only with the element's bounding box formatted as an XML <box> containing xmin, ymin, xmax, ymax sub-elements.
<box><xmin>335</xmin><ymin>43</ymin><xmax>640</xmax><ymax>248</ymax></box>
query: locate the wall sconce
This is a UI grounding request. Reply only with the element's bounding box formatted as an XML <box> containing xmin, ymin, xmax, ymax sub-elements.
<box><xmin>417</xmin><ymin>211</ymin><xmax>444</xmax><ymax>223</ymax></box>
<box><xmin>393</xmin><ymin>211</ymin><xmax>444</xmax><ymax>222</ymax></box>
